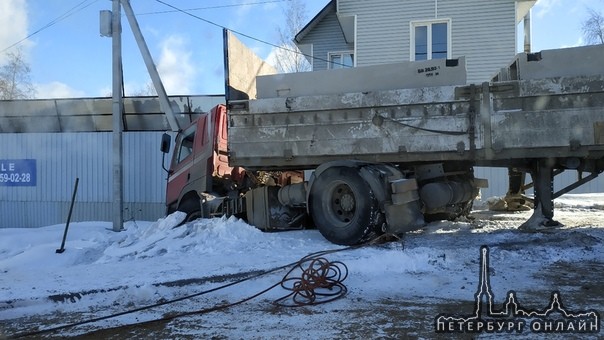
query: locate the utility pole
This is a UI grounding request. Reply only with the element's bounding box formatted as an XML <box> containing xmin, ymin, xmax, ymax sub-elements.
<box><xmin>101</xmin><ymin>0</ymin><xmax>179</xmax><ymax>232</ymax></box>
<box><xmin>111</xmin><ymin>0</ymin><xmax>124</xmax><ymax>232</ymax></box>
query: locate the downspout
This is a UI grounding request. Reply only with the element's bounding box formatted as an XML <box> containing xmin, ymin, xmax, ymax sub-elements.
<box><xmin>435</xmin><ymin>0</ymin><xmax>438</xmax><ymax>18</ymax></box>
<box><xmin>523</xmin><ymin>10</ymin><xmax>532</xmax><ymax>53</ymax></box>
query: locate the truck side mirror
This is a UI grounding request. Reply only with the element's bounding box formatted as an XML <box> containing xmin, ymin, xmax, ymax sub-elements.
<box><xmin>160</xmin><ymin>133</ymin><xmax>171</xmax><ymax>154</ymax></box>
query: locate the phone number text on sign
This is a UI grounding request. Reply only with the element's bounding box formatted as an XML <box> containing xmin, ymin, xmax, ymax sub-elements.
<box><xmin>0</xmin><ymin>159</ymin><xmax>36</xmax><ymax>186</ymax></box>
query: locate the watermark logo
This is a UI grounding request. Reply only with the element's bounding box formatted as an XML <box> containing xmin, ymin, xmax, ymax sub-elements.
<box><xmin>435</xmin><ymin>246</ymin><xmax>600</xmax><ymax>334</ymax></box>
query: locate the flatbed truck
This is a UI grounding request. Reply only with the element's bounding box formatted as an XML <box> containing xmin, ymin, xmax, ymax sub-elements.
<box><xmin>162</xmin><ymin>30</ymin><xmax>604</xmax><ymax>245</ymax></box>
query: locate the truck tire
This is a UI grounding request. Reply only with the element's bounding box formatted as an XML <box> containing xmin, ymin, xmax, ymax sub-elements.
<box><xmin>309</xmin><ymin>167</ymin><xmax>378</xmax><ymax>245</ymax></box>
<box><xmin>178</xmin><ymin>198</ymin><xmax>202</xmax><ymax>223</ymax></box>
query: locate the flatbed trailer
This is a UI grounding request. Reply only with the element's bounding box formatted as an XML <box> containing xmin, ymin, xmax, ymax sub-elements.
<box><xmin>164</xmin><ymin>31</ymin><xmax>603</xmax><ymax>245</ymax></box>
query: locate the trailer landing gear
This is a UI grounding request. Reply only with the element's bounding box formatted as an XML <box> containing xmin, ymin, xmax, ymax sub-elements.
<box><xmin>520</xmin><ymin>160</ymin><xmax>561</xmax><ymax>232</ymax></box>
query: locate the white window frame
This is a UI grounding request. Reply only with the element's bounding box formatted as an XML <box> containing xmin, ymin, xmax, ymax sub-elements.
<box><xmin>327</xmin><ymin>51</ymin><xmax>355</xmax><ymax>69</ymax></box>
<box><xmin>410</xmin><ymin>19</ymin><xmax>452</xmax><ymax>61</ymax></box>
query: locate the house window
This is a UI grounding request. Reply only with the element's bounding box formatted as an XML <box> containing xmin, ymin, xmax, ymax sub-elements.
<box><xmin>328</xmin><ymin>51</ymin><xmax>354</xmax><ymax>69</ymax></box>
<box><xmin>411</xmin><ymin>20</ymin><xmax>451</xmax><ymax>61</ymax></box>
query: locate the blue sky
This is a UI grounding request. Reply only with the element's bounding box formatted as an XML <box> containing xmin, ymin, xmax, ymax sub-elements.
<box><xmin>0</xmin><ymin>0</ymin><xmax>602</xmax><ymax>99</ymax></box>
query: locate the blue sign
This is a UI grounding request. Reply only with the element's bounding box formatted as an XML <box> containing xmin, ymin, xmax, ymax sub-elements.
<box><xmin>0</xmin><ymin>159</ymin><xmax>36</xmax><ymax>186</ymax></box>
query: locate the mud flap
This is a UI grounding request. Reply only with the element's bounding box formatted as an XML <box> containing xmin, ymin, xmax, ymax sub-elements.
<box><xmin>384</xmin><ymin>200</ymin><xmax>425</xmax><ymax>234</ymax></box>
<box><xmin>245</xmin><ymin>186</ymin><xmax>305</xmax><ymax>231</ymax></box>
<box><xmin>384</xmin><ymin>178</ymin><xmax>425</xmax><ymax>234</ymax></box>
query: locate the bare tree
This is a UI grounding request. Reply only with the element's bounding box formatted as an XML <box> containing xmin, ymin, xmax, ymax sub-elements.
<box><xmin>273</xmin><ymin>0</ymin><xmax>311</xmax><ymax>73</ymax></box>
<box><xmin>582</xmin><ymin>7</ymin><xmax>604</xmax><ymax>45</ymax></box>
<box><xmin>129</xmin><ymin>81</ymin><xmax>157</xmax><ymax>97</ymax></box>
<box><xmin>0</xmin><ymin>48</ymin><xmax>36</xmax><ymax>100</ymax></box>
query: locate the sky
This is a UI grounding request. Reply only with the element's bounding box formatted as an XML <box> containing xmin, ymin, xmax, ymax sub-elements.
<box><xmin>0</xmin><ymin>0</ymin><xmax>603</xmax><ymax>99</ymax></box>
<box><xmin>1</xmin><ymin>195</ymin><xmax>603</xmax><ymax>337</ymax></box>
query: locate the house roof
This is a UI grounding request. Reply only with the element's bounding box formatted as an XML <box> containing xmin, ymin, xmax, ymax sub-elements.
<box><xmin>294</xmin><ymin>0</ymin><xmax>335</xmax><ymax>44</ymax></box>
<box><xmin>517</xmin><ymin>0</ymin><xmax>537</xmax><ymax>23</ymax></box>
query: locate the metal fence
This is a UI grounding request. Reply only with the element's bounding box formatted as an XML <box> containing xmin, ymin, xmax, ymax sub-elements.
<box><xmin>0</xmin><ymin>132</ymin><xmax>171</xmax><ymax>228</ymax></box>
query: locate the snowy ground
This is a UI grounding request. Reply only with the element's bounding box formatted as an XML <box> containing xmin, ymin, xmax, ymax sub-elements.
<box><xmin>1</xmin><ymin>194</ymin><xmax>603</xmax><ymax>339</ymax></box>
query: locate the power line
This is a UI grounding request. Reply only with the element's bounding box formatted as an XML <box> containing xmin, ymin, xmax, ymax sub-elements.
<box><xmin>0</xmin><ymin>0</ymin><xmax>290</xmax><ymax>55</ymax></box>
<box><xmin>137</xmin><ymin>0</ymin><xmax>293</xmax><ymax>16</ymax></box>
<box><xmin>154</xmin><ymin>0</ymin><xmax>293</xmax><ymax>51</ymax></box>
<box><xmin>0</xmin><ymin>0</ymin><xmax>100</xmax><ymax>55</ymax></box>
<box><xmin>1</xmin><ymin>0</ymin><xmax>348</xmax><ymax>68</ymax></box>
<box><xmin>154</xmin><ymin>0</ymin><xmax>350</xmax><ymax>68</ymax></box>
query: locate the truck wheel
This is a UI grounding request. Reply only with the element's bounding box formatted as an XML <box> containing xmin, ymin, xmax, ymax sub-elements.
<box><xmin>310</xmin><ymin>167</ymin><xmax>378</xmax><ymax>245</ymax></box>
<box><xmin>178</xmin><ymin>198</ymin><xmax>202</xmax><ymax>223</ymax></box>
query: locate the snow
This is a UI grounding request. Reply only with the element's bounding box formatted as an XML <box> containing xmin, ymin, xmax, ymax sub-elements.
<box><xmin>1</xmin><ymin>194</ymin><xmax>604</xmax><ymax>338</ymax></box>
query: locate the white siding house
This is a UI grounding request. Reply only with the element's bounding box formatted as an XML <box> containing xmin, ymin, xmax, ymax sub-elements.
<box><xmin>296</xmin><ymin>0</ymin><xmax>536</xmax><ymax>84</ymax></box>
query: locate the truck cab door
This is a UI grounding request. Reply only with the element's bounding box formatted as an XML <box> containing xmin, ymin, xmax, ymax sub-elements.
<box><xmin>166</xmin><ymin>111</ymin><xmax>216</xmax><ymax>214</ymax></box>
<box><xmin>166</xmin><ymin>123</ymin><xmax>198</xmax><ymax>209</ymax></box>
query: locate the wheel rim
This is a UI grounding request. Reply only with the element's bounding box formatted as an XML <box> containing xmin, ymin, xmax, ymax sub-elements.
<box><xmin>186</xmin><ymin>210</ymin><xmax>201</xmax><ymax>222</ymax></box>
<box><xmin>328</xmin><ymin>182</ymin><xmax>357</xmax><ymax>225</ymax></box>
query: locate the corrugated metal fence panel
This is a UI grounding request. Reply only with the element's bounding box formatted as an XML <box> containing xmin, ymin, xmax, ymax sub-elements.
<box><xmin>1</xmin><ymin>202</ymin><xmax>166</xmax><ymax>228</ymax></box>
<box><xmin>123</xmin><ymin>132</ymin><xmax>170</xmax><ymax>202</ymax></box>
<box><xmin>1</xmin><ymin>133</ymin><xmax>112</xmax><ymax>202</ymax></box>
<box><xmin>474</xmin><ymin>167</ymin><xmax>603</xmax><ymax>201</ymax></box>
<box><xmin>1</xmin><ymin>132</ymin><xmax>170</xmax><ymax>228</ymax></box>
<box><xmin>551</xmin><ymin>169</ymin><xmax>603</xmax><ymax>195</ymax></box>
<box><xmin>0</xmin><ymin>202</ymin><xmax>61</xmax><ymax>228</ymax></box>
<box><xmin>474</xmin><ymin>167</ymin><xmax>508</xmax><ymax>199</ymax></box>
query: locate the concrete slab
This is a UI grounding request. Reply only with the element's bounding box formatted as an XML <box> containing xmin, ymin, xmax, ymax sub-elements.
<box><xmin>256</xmin><ymin>57</ymin><xmax>467</xmax><ymax>99</ymax></box>
<box><xmin>493</xmin><ymin>44</ymin><xmax>604</xmax><ymax>81</ymax></box>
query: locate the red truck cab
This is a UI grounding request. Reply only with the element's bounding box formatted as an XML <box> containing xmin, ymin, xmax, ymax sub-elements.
<box><xmin>164</xmin><ymin>104</ymin><xmax>244</xmax><ymax>221</ymax></box>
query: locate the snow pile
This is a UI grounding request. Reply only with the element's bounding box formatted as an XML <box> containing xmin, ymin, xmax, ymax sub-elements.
<box><xmin>555</xmin><ymin>193</ymin><xmax>604</xmax><ymax>210</ymax></box>
<box><xmin>99</xmin><ymin>213</ymin><xmax>267</xmax><ymax>262</ymax></box>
